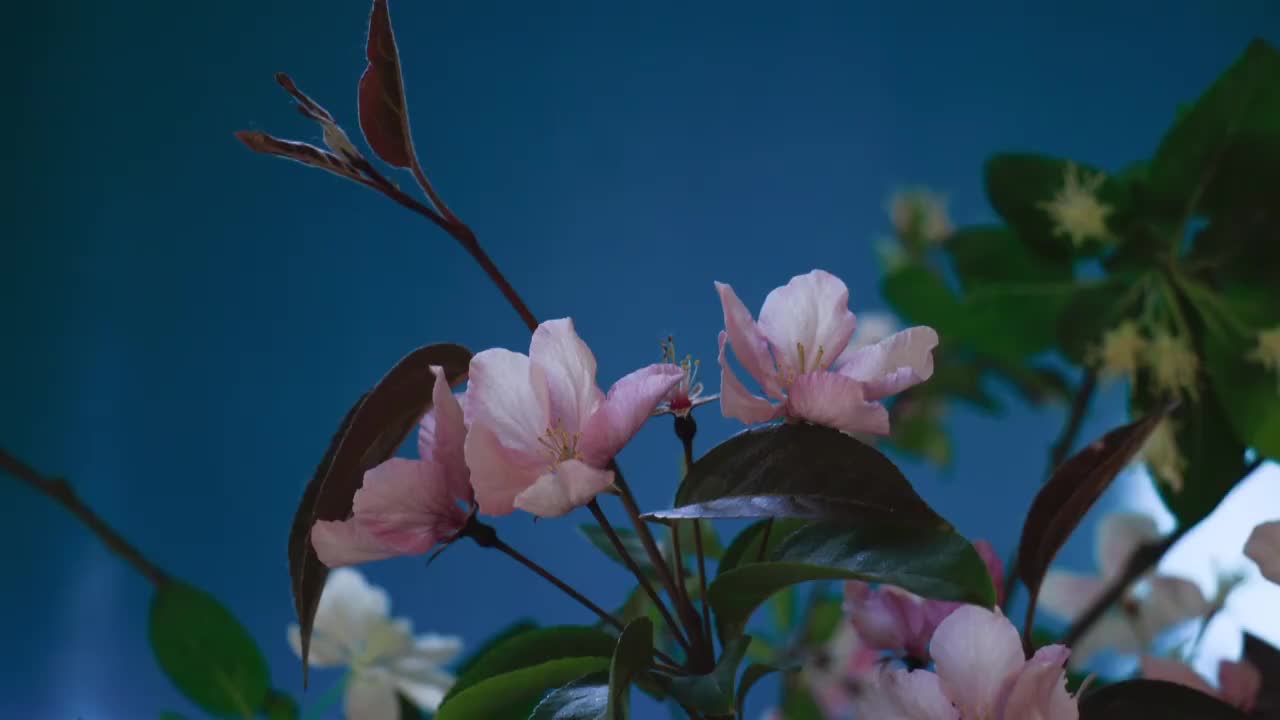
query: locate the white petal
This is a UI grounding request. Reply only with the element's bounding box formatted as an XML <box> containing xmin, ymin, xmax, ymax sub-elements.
<box><xmin>344</xmin><ymin>671</ymin><xmax>400</xmax><ymax>720</ymax></box>
<box><xmin>1138</xmin><ymin>576</ymin><xmax>1209</xmax><ymax>637</ymax></box>
<box><xmin>286</xmin><ymin>623</ymin><xmax>348</xmax><ymax>668</ymax></box>
<box><xmin>529</xmin><ymin>318</ymin><xmax>605</xmax><ymax>433</ymax></box>
<box><xmin>835</xmin><ymin>326</ymin><xmax>938</xmax><ymax>400</ymax></box>
<box><xmin>466</xmin><ymin>348</ymin><xmax>550</xmax><ymax>457</ymax></box>
<box><xmin>757</xmin><ymin>270</ymin><xmax>856</xmax><ymax>376</ymax></box>
<box><xmin>392</xmin><ymin>665</ymin><xmax>456</xmax><ymax>712</ymax></box>
<box><xmin>311</xmin><ymin>568</ymin><xmax>393</xmax><ymax>658</ymax></box>
<box><xmin>1096</xmin><ymin>512</ymin><xmax>1160</xmax><ymax>580</ymax></box>
<box><xmin>1039</xmin><ymin>570</ymin><xmax>1107</xmax><ymax>621</ymax></box>
<box><xmin>411</xmin><ymin>633</ymin><xmax>465</xmax><ymax>664</ymax></box>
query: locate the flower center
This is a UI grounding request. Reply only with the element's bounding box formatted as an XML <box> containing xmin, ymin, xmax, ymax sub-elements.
<box><xmin>537</xmin><ymin>421</ymin><xmax>582</xmax><ymax>467</ymax></box>
<box><xmin>779</xmin><ymin>342</ymin><xmax>826</xmax><ymax>386</ymax></box>
<box><xmin>662</xmin><ymin>335</ymin><xmax>702</xmax><ymax>401</ymax></box>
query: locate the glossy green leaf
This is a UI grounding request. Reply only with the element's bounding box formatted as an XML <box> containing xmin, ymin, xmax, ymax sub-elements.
<box><xmin>444</xmin><ymin>626</ymin><xmax>617</xmax><ymax>702</ymax></box>
<box><xmin>1055</xmin><ymin>278</ymin><xmax>1144</xmax><ymax>363</ymax></box>
<box><xmin>436</xmin><ymin>658</ymin><xmax>611</xmax><ymax>720</ymax></box>
<box><xmin>1148</xmin><ymin>38</ymin><xmax>1280</xmax><ymax>216</ymax></box>
<box><xmin>263</xmin><ymin>690</ymin><xmax>300</xmax><ymax>720</ymax></box>
<box><xmin>1079</xmin><ymin>679</ymin><xmax>1249</xmax><ymax>719</ymax></box>
<box><xmin>530</xmin><ymin>676</ymin><xmax>609</xmax><ymax>719</ymax></box>
<box><xmin>147</xmin><ymin>581</ymin><xmax>271</xmax><ymax>718</ymax></box>
<box><xmin>452</xmin><ymin>619</ymin><xmax>538</xmax><ymax>677</ymax></box>
<box><xmin>608</xmin><ymin>619</ymin><xmax>654</xmax><ymax>719</ymax></box>
<box><xmin>1201</xmin><ymin>287</ymin><xmax>1280</xmax><ymax>461</ymax></box>
<box><xmin>983</xmin><ymin>153</ymin><xmax>1121</xmax><ymax>258</ymax></box>
<box><xmin>710</xmin><ymin>522</ymin><xmax>994</xmax><ymax>641</ymax></box>
<box><xmin>667</xmin><ymin>637</ymin><xmax>752</xmax><ymax>715</ymax></box>
<box><xmin>717</xmin><ymin>519</ymin><xmax>808</xmax><ymax>577</ymax></box>
<box><xmin>653</xmin><ymin>423</ymin><xmax>947</xmax><ymax>528</ymax></box>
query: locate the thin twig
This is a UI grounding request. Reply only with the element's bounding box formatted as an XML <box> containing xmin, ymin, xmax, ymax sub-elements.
<box><xmin>674</xmin><ymin>415</ymin><xmax>714</xmax><ymax>647</ymax></box>
<box><xmin>1</xmin><ymin>447</ymin><xmax>169</xmax><ymax>586</ymax></box>
<box><xmin>670</xmin><ymin>522</ymin><xmax>691</xmax><ymax>614</ymax></box>
<box><xmin>587</xmin><ymin>501</ymin><xmax>693</xmax><ymax>657</ymax></box>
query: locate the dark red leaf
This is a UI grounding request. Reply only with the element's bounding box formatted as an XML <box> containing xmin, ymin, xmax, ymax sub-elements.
<box><xmin>288</xmin><ymin>343</ymin><xmax>471</xmax><ymax>684</ymax></box>
<box><xmin>1079</xmin><ymin>679</ymin><xmax>1248</xmax><ymax>719</ymax></box>
<box><xmin>1016</xmin><ymin>405</ymin><xmax>1172</xmax><ymax>640</ymax></box>
<box><xmin>234</xmin><ymin>131</ymin><xmax>358</xmax><ymax>179</ymax></box>
<box><xmin>1243</xmin><ymin>633</ymin><xmax>1280</xmax><ymax>718</ymax></box>
<box><xmin>358</xmin><ymin>0</ymin><xmax>417</xmax><ymax>168</ymax></box>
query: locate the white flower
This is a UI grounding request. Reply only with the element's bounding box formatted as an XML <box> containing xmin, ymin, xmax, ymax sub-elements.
<box><xmin>288</xmin><ymin>568</ymin><xmax>462</xmax><ymax>719</ymax></box>
<box><xmin>1040</xmin><ymin>512</ymin><xmax>1210</xmax><ymax>670</ymax></box>
<box><xmin>1037</xmin><ymin>162</ymin><xmax>1114</xmax><ymax>248</ymax></box>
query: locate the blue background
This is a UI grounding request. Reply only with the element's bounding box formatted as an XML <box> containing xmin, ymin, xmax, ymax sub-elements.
<box><xmin>5</xmin><ymin>1</ymin><xmax>1279</xmax><ymax>717</ymax></box>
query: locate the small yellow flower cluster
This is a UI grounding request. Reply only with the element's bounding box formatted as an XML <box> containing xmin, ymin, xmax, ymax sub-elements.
<box><xmin>1092</xmin><ymin>325</ymin><xmax>1199</xmax><ymax>400</ymax></box>
<box><xmin>1248</xmin><ymin>326</ymin><xmax>1280</xmax><ymax>393</ymax></box>
<box><xmin>888</xmin><ymin>187</ymin><xmax>953</xmax><ymax>246</ymax></box>
<box><xmin>1038</xmin><ymin>163</ymin><xmax>1114</xmax><ymax>248</ymax></box>
<box><xmin>1143</xmin><ymin>419</ymin><xmax>1186</xmax><ymax>493</ymax></box>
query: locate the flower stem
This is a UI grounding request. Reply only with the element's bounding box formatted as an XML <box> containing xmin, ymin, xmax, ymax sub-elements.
<box><xmin>587</xmin><ymin>501</ymin><xmax>694</xmax><ymax>657</ymax></box>
<box><xmin>756</xmin><ymin>519</ymin><xmax>775</xmax><ymax>563</ymax></box>
<box><xmin>674</xmin><ymin>414</ymin><xmax>714</xmax><ymax>647</ymax></box>
<box><xmin>1</xmin><ymin>447</ymin><xmax>169</xmax><ymax>586</ymax></box>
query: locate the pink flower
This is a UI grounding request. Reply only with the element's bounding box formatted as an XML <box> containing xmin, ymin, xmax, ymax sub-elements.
<box><xmin>311</xmin><ymin>367</ymin><xmax>473</xmax><ymax>567</ymax></box>
<box><xmin>716</xmin><ymin>269</ymin><xmax>938</xmax><ymax>435</ymax></box>
<box><xmin>653</xmin><ymin>336</ymin><xmax>718</xmax><ymax>417</ymax></box>
<box><xmin>852</xmin><ymin>605</ymin><xmax>1079</xmax><ymax>719</ymax></box>
<box><xmin>464</xmin><ymin>318</ymin><xmax>684</xmax><ymax>518</ymax></box>
<box><xmin>1245</xmin><ymin>520</ymin><xmax>1280</xmax><ymax>584</ymax></box>
<box><xmin>845</xmin><ymin>540</ymin><xmax>1005</xmax><ymax>661</ymax></box>
<box><xmin>1141</xmin><ymin>657</ymin><xmax>1261</xmax><ymax>712</ymax></box>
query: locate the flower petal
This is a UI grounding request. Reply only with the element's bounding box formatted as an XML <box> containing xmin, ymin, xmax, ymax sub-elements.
<box><xmin>419</xmin><ymin>366</ymin><xmax>472</xmax><ymax>504</ymax></box>
<box><xmin>578</xmin><ymin>363</ymin><xmax>684</xmax><ymax>466</ymax></box>
<box><xmin>345</xmin><ymin>672</ymin><xmax>400</xmax><ymax>720</ymax></box>
<box><xmin>787</xmin><ymin>370</ymin><xmax>890</xmax><ymax>435</ymax></box>
<box><xmin>394</xmin><ymin>670</ymin><xmax>455</xmax><ymax>712</ymax></box>
<box><xmin>835</xmin><ymin>326</ymin><xmax>938</xmax><ymax>400</ymax></box>
<box><xmin>1218</xmin><ymin>659</ymin><xmax>1261</xmax><ymax>711</ymax></box>
<box><xmin>514</xmin><ymin>460</ymin><xmax>614</xmax><ymax>518</ymax></box>
<box><xmin>351</xmin><ymin>458</ymin><xmax>468</xmax><ymax>555</ymax></box>
<box><xmin>304</xmin><ymin>568</ymin><xmax>393</xmax><ymax>664</ymax></box>
<box><xmin>311</xmin><ymin>518</ymin><xmax>400</xmax><ymax>568</ymax></box>
<box><xmin>466</xmin><ymin>348</ymin><xmax>550</xmax><ymax>458</ymax></box>
<box><xmin>931</xmin><ymin>605</ymin><xmax>1026</xmax><ymax>719</ymax></box>
<box><xmin>1068</xmin><ymin>614</ymin><xmax>1143</xmax><ymax>670</ymax></box>
<box><xmin>757</xmin><ymin>270</ymin><xmax>856</xmax><ymax>376</ymax></box>
<box><xmin>529</xmin><ymin>318</ymin><xmax>605</xmax><ymax>433</ymax></box>
<box><xmin>853</xmin><ymin>667</ymin><xmax>959</xmax><ymax>720</ymax></box>
<box><xmin>286</xmin><ymin>623</ymin><xmax>348</xmax><ymax>667</ymax></box>
<box><xmin>1245</xmin><ymin>520</ymin><xmax>1280</xmax><ymax>584</ymax></box>
<box><xmin>718</xmin><ymin>331</ymin><xmax>783</xmax><ymax>425</ymax></box>
<box><xmin>1000</xmin><ymin>646</ymin><xmax>1077</xmax><ymax>720</ymax></box>
<box><xmin>465</xmin><ymin>421</ymin><xmax>544</xmax><ymax>517</ymax></box>
<box><xmin>716</xmin><ymin>281</ymin><xmax>783</xmax><ymax>398</ymax></box>
<box><xmin>411</xmin><ymin>633</ymin><xmax>465</xmax><ymax>665</ymax></box>
<box><xmin>1096</xmin><ymin>512</ymin><xmax>1160</xmax><ymax>580</ymax></box>
<box><xmin>1138</xmin><ymin>576</ymin><xmax>1209</xmax><ymax>637</ymax></box>
<box><xmin>1039</xmin><ymin>570</ymin><xmax>1107</xmax><ymax>621</ymax></box>
<box><xmin>1140</xmin><ymin>656</ymin><xmax>1215</xmax><ymax>695</ymax></box>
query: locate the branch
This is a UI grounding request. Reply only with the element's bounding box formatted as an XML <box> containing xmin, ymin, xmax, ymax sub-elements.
<box><xmin>1</xmin><ymin>447</ymin><xmax>169</xmax><ymax>586</ymax></box>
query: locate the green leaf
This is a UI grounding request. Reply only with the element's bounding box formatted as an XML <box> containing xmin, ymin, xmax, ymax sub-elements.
<box><xmin>668</xmin><ymin>637</ymin><xmax>752</xmax><ymax>715</ymax></box>
<box><xmin>803</xmin><ymin>593</ymin><xmax>845</xmax><ymax>646</ymax></box>
<box><xmin>882</xmin><ymin>405</ymin><xmax>952</xmax><ymax>466</ymax></box>
<box><xmin>709</xmin><ymin>522</ymin><xmax>994</xmax><ymax>641</ymax></box>
<box><xmin>1148</xmin><ymin>38</ymin><xmax>1280</xmax><ymax>216</ymax></box>
<box><xmin>1078</xmin><ymin>679</ymin><xmax>1249</xmax><ymax>719</ymax></box>
<box><xmin>1014</xmin><ymin>409</ymin><xmax>1171</xmax><ymax>638</ymax></box>
<box><xmin>436</xmin><ymin>658</ymin><xmax>611</xmax><ymax>720</ymax></box>
<box><xmin>288</xmin><ymin>343</ymin><xmax>472</xmax><ymax>681</ymax></box>
<box><xmin>769</xmin><ymin>587</ymin><xmax>796</xmax><ymax>633</ymax></box>
<box><xmin>530</xmin><ymin>676</ymin><xmax>610</xmax><ymax>719</ymax></box>
<box><xmin>963</xmin><ymin>283</ymin><xmax>1077</xmax><ymax>359</ymax></box>
<box><xmin>263</xmin><ymin>690</ymin><xmax>300</xmax><ymax>720</ymax></box>
<box><xmin>653</xmin><ymin>423</ymin><xmax>948</xmax><ymax>529</ymax></box>
<box><xmin>780</xmin><ymin>673</ymin><xmax>824</xmax><ymax>720</ymax></box>
<box><xmin>1201</xmin><ymin>287</ymin><xmax>1280</xmax><ymax>461</ymax></box>
<box><xmin>983</xmin><ymin>153</ymin><xmax>1121</xmax><ymax>258</ymax></box>
<box><xmin>881</xmin><ymin>266</ymin><xmax>966</xmax><ymax>334</ymax></box>
<box><xmin>608</xmin><ymin>619</ymin><xmax>654</xmax><ymax>719</ymax></box>
<box><xmin>444</xmin><ymin>626</ymin><xmax>617</xmax><ymax>702</ymax></box>
<box><xmin>147</xmin><ymin>581</ymin><xmax>271</xmax><ymax>718</ymax></box>
<box><xmin>735</xmin><ymin>663</ymin><xmax>786</xmax><ymax>717</ymax></box>
<box><xmin>1055</xmin><ymin>278</ymin><xmax>1144</xmax><ymax>363</ymax></box>
<box><xmin>452</xmin><ymin>619</ymin><xmax>539</xmax><ymax>677</ymax></box>
<box><xmin>946</xmin><ymin>224</ymin><xmax>1072</xmax><ymax>289</ymax></box>
<box><xmin>717</xmin><ymin>519</ymin><xmax>809</xmax><ymax>577</ymax></box>
<box><xmin>579</xmin><ymin>525</ymin><xmax>661</xmax><ymax>580</ymax></box>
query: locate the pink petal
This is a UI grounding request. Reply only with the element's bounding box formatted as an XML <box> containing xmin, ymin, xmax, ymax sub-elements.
<box><xmin>513</xmin><ymin>459</ymin><xmax>614</xmax><ymax>518</ymax></box>
<box><xmin>853</xmin><ymin>667</ymin><xmax>960</xmax><ymax>720</ymax></box>
<box><xmin>1218</xmin><ymin>659</ymin><xmax>1261</xmax><ymax>711</ymax></box>
<box><xmin>999</xmin><ymin>647</ymin><xmax>1077</xmax><ymax>720</ymax></box>
<box><xmin>350</xmin><ymin>458</ymin><xmax>466</xmax><ymax>554</ymax></box>
<box><xmin>1038</xmin><ymin>570</ymin><xmax>1107</xmax><ymax>621</ymax></box>
<box><xmin>756</xmin><ymin>270</ymin><xmax>856</xmax><ymax>377</ymax></box>
<box><xmin>311</xmin><ymin>518</ymin><xmax>399</xmax><ymax>568</ymax></box>
<box><xmin>974</xmin><ymin>540</ymin><xmax>1007</xmax><ymax>606</ymax></box>
<box><xmin>419</xmin><ymin>366</ymin><xmax>472</xmax><ymax>505</ymax></box>
<box><xmin>786</xmin><ymin>370</ymin><xmax>890</xmax><ymax>435</ymax></box>
<box><xmin>578</xmin><ymin>363</ymin><xmax>684</xmax><ymax>467</ymax></box>
<box><xmin>465</xmin><ymin>421</ymin><xmax>544</xmax><ymax>516</ymax></box>
<box><xmin>1141</xmin><ymin>656</ymin><xmax>1216</xmax><ymax>696</ymax></box>
<box><xmin>466</xmin><ymin>348</ymin><xmax>550</xmax><ymax>457</ymax></box>
<box><xmin>1245</xmin><ymin>520</ymin><xmax>1280</xmax><ymax>584</ymax></box>
<box><xmin>716</xmin><ymin>281</ymin><xmax>784</xmax><ymax>398</ymax></box>
<box><xmin>836</xmin><ymin>326</ymin><xmax>939</xmax><ymax>401</ymax></box>
<box><xmin>717</xmin><ymin>331</ymin><xmax>783</xmax><ymax>426</ymax></box>
<box><xmin>1096</xmin><ymin>512</ymin><xmax>1160</xmax><ymax>581</ymax></box>
<box><xmin>931</xmin><ymin>605</ymin><xmax>1026</xmax><ymax>719</ymax></box>
<box><xmin>529</xmin><ymin>318</ymin><xmax>605</xmax><ymax>433</ymax></box>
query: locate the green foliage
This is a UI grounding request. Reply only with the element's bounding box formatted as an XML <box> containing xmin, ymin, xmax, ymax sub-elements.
<box><xmin>607</xmin><ymin>619</ymin><xmax>654</xmax><ymax>719</ymax></box>
<box><xmin>147</xmin><ymin>581</ymin><xmax>271</xmax><ymax>719</ymax></box>
<box><xmin>444</xmin><ymin>626</ymin><xmax>617</xmax><ymax>703</ymax></box>
<box><xmin>453</xmin><ymin>619</ymin><xmax>539</xmax><ymax>677</ymax></box>
<box><xmin>530</xmin><ymin>676</ymin><xmax>610</xmax><ymax>719</ymax></box>
<box><xmin>436</xmin><ymin>658</ymin><xmax>611</xmax><ymax>720</ymax></box>
<box><xmin>667</xmin><ymin>637</ymin><xmax>752</xmax><ymax>716</ymax></box>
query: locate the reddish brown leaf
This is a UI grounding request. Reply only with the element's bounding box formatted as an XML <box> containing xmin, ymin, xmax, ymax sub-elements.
<box><xmin>358</xmin><ymin>0</ymin><xmax>417</xmax><ymax>168</ymax></box>
<box><xmin>288</xmin><ymin>343</ymin><xmax>471</xmax><ymax>684</ymax></box>
<box><xmin>1016</xmin><ymin>404</ymin><xmax>1173</xmax><ymax>640</ymax></box>
<box><xmin>234</xmin><ymin>131</ymin><xmax>358</xmax><ymax>179</ymax></box>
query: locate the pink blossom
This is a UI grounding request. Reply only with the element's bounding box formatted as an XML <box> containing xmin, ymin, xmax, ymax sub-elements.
<box><xmin>653</xmin><ymin>336</ymin><xmax>718</xmax><ymax>417</ymax></box>
<box><xmin>852</xmin><ymin>605</ymin><xmax>1079</xmax><ymax>720</ymax></box>
<box><xmin>464</xmin><ymin>318</ymin><xmax>683</xmax><ymax>518</ymax></box>
<box><xmin>716</xmin><ymin>269</ymin><xmax>938</xmax><ymax>435</ymax></box>
<box><xmin>845</xmin><ymin>540</ymin><xmax>1005</xmax><ymax>661</ymax></box>
<box><xmin>311</xmin><ymin>367</ymin><xmax>473</xmax><ymax>567</ymax></box>
<box><xmin>1245</xmin><ymin>520</ymin><xmax>1280</xmax><ymax>584</ymax></box>
<box><xmin>1141</xmin><ymin>657</ymin><xmax>1261</xmax><ymax>712</ymax></box>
